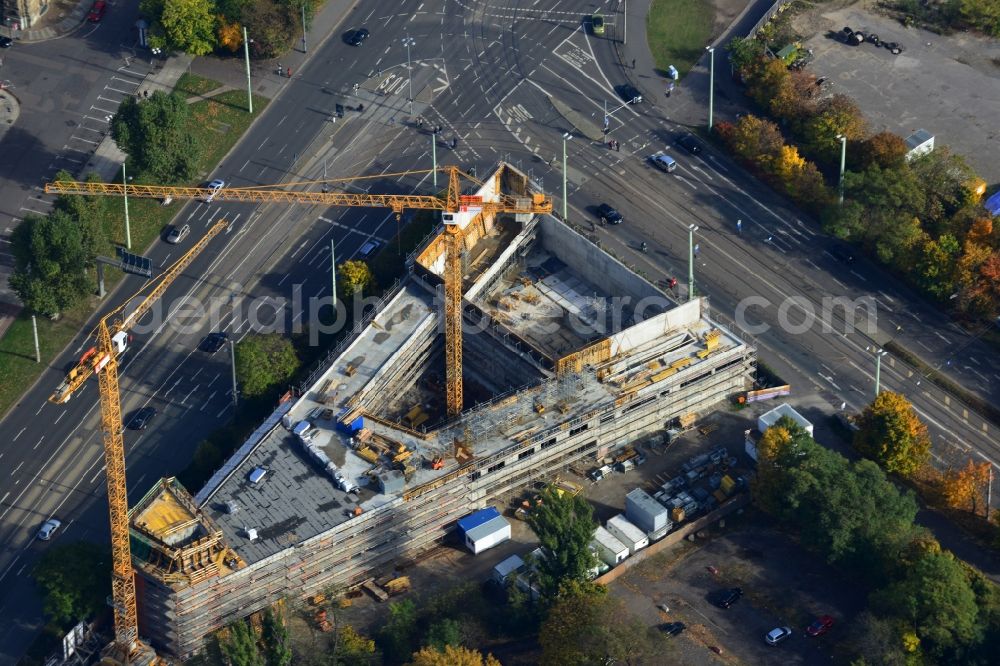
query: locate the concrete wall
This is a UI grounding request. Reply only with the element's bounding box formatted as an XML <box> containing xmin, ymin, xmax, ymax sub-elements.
<box><xmin>463</xmin><ymin>325</ymin><xmax>546</xmax><ymax>393</ymax></box>
<box><xmin>353</xmin><ymin>314</ymin><xmax>438</xmax><ymax>414</ymax></box>
<box><xmin>538</xmin><ymin>216</ymin><xmax>660</xmax><ymax>303</ymax></box>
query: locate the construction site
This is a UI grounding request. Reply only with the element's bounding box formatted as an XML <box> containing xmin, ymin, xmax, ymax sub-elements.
<box><xmin>119</xmin><ymin>164</ymin><xmax>757</xmax><ymax>658</ymax></box>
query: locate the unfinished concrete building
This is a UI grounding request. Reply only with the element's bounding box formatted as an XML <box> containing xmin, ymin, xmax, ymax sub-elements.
<box><xmin>130</xmin><ymin>164</ymin><xmax>756</xmax><ymax>658</ymax></box>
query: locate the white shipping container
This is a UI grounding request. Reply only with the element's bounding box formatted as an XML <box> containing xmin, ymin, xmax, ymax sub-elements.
<box><xmin>592</xmin><ymin>526</ymin><xmax>629</xmax><ymax>566</ymax></box>
<box><xmin>464</xmin><ymin>516</ymin><xmax>511</xmax><ymax>554</ymax></box>
<box><xmin>606</xmin><ymin>514</ymin><xmax>649</xmax><ymax>554</ymax></box>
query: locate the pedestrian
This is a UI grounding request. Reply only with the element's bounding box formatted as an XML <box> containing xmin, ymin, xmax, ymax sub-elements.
<box><xmin>287</xmin><ymin>67</ymin><xmax>293</xmax><ymax>78</ymax></box>
<box><xmin>417</xmin><ymin>117</ymin><xmax>423</xmax><ymax>127</ymax></box>
<box><xmin>736</xmin><ymin>219</ymin><xmax>742</xmax><ymax>234</ymax></box>
<box><xmin>694</xmin><ymin>243</ymin><xmax>700</xmax><ymax>256</ymax></box>
<box><xmin>607</xmin><ymin>140</ymin><xmax>614</xmax><ymax>150</ymax></box>
<box><xmin>452</xmin><ymin>137</ymin><xmax>458</xmax><ymax>149</ymax></box>
<box><xmin>631</xmin><ymin>58</ymin><xmax>636</xmax><ymax>69</ymax></box>
<box><xmin>391</xmin><ymin>117</ymin><xmax>396</xmax><ymax>125</ymax></box>
<box><xmin>616</xmin><ymin>140</ymin><xmax>621</xmax><ymax>152</ymax></box>
<box><xmin>353</xmin><ymin>82</ymin><xmax>359</xmax><ymax>92</ymax></box>
<box><xmin>277</xmin><ymin>64</ymin><xmax>284</xmax><ymax>77</ymax></box>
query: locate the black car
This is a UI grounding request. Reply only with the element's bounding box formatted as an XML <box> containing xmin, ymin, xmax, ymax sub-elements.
<box><xmin>128</xmin><ymin>407</ymin><xmax>157</xmax><ymax>431</ymax></box>
<box><xmin>347</xmin><ymin>28</ymin><xmax>370</xmax><ymax>46</ymax></box>
<box><xmin>717</xmin><ymin>587</ymin><xmax>743</xmax><ymax>609</ymax></box>
<box><xmin>677</xmin><ymin>134</ymin><xmax>703</xmax><ymax>155</ymax></box>
<box><xmin>661</xmin><ymin>622</ymin><xmax>686</xmax><ymax>636</ymax></box>
<box><xmin>0</xmin><ymin>36</ymin><xmax>12</xmax><ymax>48</ymax></box>
<box><xmin>597</xmin><ymin>203</ymin><xmax>623</xmax><ymax>225</ymax></box>
<box><xmin>829</xmin><ymin>245</ymin><xmax>855</xmax><ymax>264</ymax></box>
<box><xmin>617</xmin><ymin>83</ymin><xmax>642</xmax><ymax>104</ymax></box>
<box><xmin>201</xmin><ymin>332</ymin><xmax>228</xmax><ymax>353</ymax></box>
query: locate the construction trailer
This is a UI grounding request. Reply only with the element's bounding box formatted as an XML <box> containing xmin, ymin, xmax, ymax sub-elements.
<box><xmin>492</xmin><ymin>554</ymin><xmax>526</xmax><ymax>585</ymax></box>
<box><xmin>592</xmin><ymin>525</ymin><xmax>630</xmax><ymax>566</ymax></box>
<box><xmin>127</xmin><ymin>164</ymin><xmax>756</xmax><ymax>658</ymax></box>
<box><xmin>458</xmin><ymin>507</ymin><xmax>511</xmax><ymax>555</ymax></box>
<box><xmin>625</xmin><ymin>488</ymin><xmax>672</xmax><ymax>541</ymax></box>
<box><xmin>605</xmin><ymin>514</ymin><xmax>649</xmax><ymax>555</ymax></box>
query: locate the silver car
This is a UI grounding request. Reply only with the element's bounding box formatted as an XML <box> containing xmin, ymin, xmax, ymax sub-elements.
<box><xmin>166</xmin><ymin>224</ymin><xmax>190</xmax><ymax>244</ymax></box>
<box><xmin>37</xmin><ymin>518</ymin><xmax>62</xmax><ymax>541</ymax></box>
<box><xmin>765</xmin><ymin>626</ymin><xmax>792</xmax><ymax>645</ymax></box>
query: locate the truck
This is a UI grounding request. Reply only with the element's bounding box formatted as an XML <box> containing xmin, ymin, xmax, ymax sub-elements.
<box><xmin>51</xmin><ymin>331</ymin><xmax>132</xmax><ymax>403</ymax></box>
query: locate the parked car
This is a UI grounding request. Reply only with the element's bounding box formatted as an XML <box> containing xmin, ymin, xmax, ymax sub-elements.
<box><xmin>617</xmin><ymin>83</ymin><xmax>642</xmax><ymax>104</ymax></box>
<box><xmin>204</xmin><ymin>178</ymin><xmax>225</xmax><ymax>202</ymax></box>
<box><xmin>650</xmin><ymin>154</ymin><xmax>677</xmax><ymax>173</ymax></box>
<box><xmin>87</xmin><ymin>0</ymin><xmax>107</xmax><ymax>22</ymax></box>
<box><xmin>591</xmin><ymin>15</ymin><xmax>605</xmax><ymax>36</ymax></box>
<box><xmin>201</xmin><ymin>332</ymin><xmax>228</xmax><ymax>353</ymax></box>
<box><xmin>677</xmin><ymin>134</ymin><xmax>703</xmax><ymax>155</ymax></box>
<box><xmin>597</xmin><ymin>203</ymin><xmax>623</xmax><ymax>225</ymax></box>
<box><xmin>717</xmin><ymin>587</ymin><xmax>743</xmax><ymax>609</ymax></box>
<box><xmin>165</xmin><ymin>224</ymin><xmax>191</xmax><ymax>244</ymax></box>
<box><xmin>128</xmin><ymin>406</ymin><xmax>157</xmax><ymax>430</ymax></box>
<box><xmin>37</xmin><ymin>518</ymin><xmax>62</xmax><ymax>541</ymax></box>
<box><xmin>0</xmin><ymin>36</ymin><xmax>12</xmax><ymax>48</ymax></box>
<box><xmin>765</xmin><ymin>626</ymin><xmax>792</xmax><ymax>645</ymax></box>
<box><xmin>660</xmin><ymin>622</ymin><xmax>686</xmax><ymax>636</ymax></box>
<box><xmin>805</xmin><ymin>615</ymin><xmax>835</xmax><ymax>637</ymax></box>
<box><xmin>347</xmin><ymin>28</ymin><xmax>370</xmax><ymax>46</ymax></box>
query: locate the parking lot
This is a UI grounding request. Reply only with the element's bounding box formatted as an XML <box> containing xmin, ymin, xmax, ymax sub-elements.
<box><xmin>606</xmin><ymin>516</ymin><xmax>867</xmax><ymax>664</ymax></box>
<box><xmin>792</xmin><ymin>3</ymin><xmax>1000</xmax><ymax>184</ymax></box>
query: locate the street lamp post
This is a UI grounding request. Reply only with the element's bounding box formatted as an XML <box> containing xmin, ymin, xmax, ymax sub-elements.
<box><xmin>837</xmin><ymin>134</ymin><xmax>847</xmax><ymax>205</ymax></box>
<box><xmin>301</xmin><ymin>4</ymin><xmax>307</xmax><ymax>53</ymax></box>
<box><xmin>706</xmin><ymin>46</ymin><xmax>715</xmax><ymax>131</ymax></box>
<box><xmin>229</xmin><ymin>339</ymin><xmax>238</xmax><ymax>409</ymax></box>
<box><xmin>122</xmin><ymin>163</ymin><xmax>132</xmax><ymax>250</ymax></box>
<box><xmin>242</xmin><ymin>28</ymin><xmax>253</xmax><ymax>114</ymax></box>
<box><xmin>402</xmin><ymin>35</ymin><xmax>416</xmax><ymax>115</ymax></box>
<box><xmin>873</xmin><ymin>347</ymin><xmax>888</xmax><ymax>397</ymax></box>
<box><xmin>562</xmin><ymin>132</ymin><xmax>571</xmax><ymax>220</ymax></box>
<box><xmin>687</xmin><ymin>224</ymin><xmax>698</xmax><ymax>301</ymax></box>
<box><xmin>431</xmin><ymin>132</ymin><xmax>437</xmax><ymax>188</ymax></box>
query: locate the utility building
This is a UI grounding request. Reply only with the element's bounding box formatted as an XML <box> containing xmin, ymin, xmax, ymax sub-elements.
<box><xmin>128</xmin><ymin>163</ymin><xmax>756</xmax><ymax>658</ymax></box>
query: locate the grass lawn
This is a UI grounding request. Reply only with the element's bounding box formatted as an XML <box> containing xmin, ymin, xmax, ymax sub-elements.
<box><xmin>174</xmin><ymin>72</ymin><xmax>223</xmax><ymax>99</ymax></box>
<box><xmin>646</xmin><ymin>0</ymin><xmax>715</xmax><ymax>77</ymax></box>
<box><xmin>0</xmin><ymin>88</ymin><xmax>269</xmax><ymax>420</ymax></box>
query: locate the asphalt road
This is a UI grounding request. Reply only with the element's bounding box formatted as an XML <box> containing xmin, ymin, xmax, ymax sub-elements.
<box><xmin>0</xmin><ymin>1</ymin><xmax>157</xmax><ymax>304</ymax></box>
<box><xmin>0</xmin><ymin>0</ymin><xmax>998</xmax><ymax>660</ymax></box>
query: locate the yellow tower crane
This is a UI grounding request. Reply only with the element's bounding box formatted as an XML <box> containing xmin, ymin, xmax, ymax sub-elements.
<box><xmin>51</xmin><ymin>220</ymin><xmax>228</xmax><ymax>665</ymax></box>
<box><xmin>46</xmin><ymin>165</ymin><xmax>552</xmax><ymax>416</ymax></box>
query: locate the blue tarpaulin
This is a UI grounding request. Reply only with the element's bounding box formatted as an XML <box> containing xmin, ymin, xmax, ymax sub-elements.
<box><xmin>985</xmin><ymin>191</ymin><xmax>1000</xmax><ymax>217</ymax></box>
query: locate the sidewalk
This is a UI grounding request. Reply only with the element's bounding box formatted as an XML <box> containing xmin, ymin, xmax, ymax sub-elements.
<box><xmin>616</xmin><ymin>0</ymin><xmax>772</xmax><ymax>129</ymax></box>
<box><xmin>10</xmin><ymin>0</ymin><xmax>89</xmax><ymax>43</ymax></box>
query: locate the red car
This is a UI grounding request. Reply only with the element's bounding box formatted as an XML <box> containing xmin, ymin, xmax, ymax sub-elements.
<box><xmin>87</xmin><ymin>0</ymin><xmax>107</xmax><ymax>22</ymax></box>
<box><xmin>805</xmin><ymin>615</ymin><xmax>835</xmax><ymax>637</ymax></box>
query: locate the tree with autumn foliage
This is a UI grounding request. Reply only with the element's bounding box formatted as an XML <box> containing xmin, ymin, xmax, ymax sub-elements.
<box><xmin>217</xmin><ymin>16</ymin><xmax>243</xmax><ymax>52</ymax></box>
<box><xmin>406</xmin><ymin>645</ymin><xmax>500</xmax><ymax>666</ymax></box>
<box><xmin>939</xmin><ymin>459</ymin><xmax>993</xmax><ymax>515</ymax></box>
<box><xmin>856</xmin><ymin>131</ymin><xmax>908</xmax><ymax>170</ymax></box>
<box><xmin>854</xmin><ymin>391</ymin><xmax>932</xmax><ymax>477</ymax></box>
<box><xmin>798</xmin><ymin>94</ymin><xmax>868</xmax><ymax>166</ymax></box>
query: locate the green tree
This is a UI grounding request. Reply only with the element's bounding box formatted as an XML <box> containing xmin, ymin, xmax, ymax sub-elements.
<box><xmin>111</xmin><ymin>91</ymin><xmax>199</xmax><ymax>182</ymax></box>
<box><xmin>220</xmin><ymin>617</ymin><xmax>264</xmax><ymax>666</ymax></box>
<box><xmin>9</xmin><ymin>211</ymin><xmax>92</xmax><ymax>316</ymax></box>
<box><xmin>242</xmin><ymin>0</ymin><xmax>295</xmax><ymax>59</ymax></box>
<box><xmin>423</xmin><ymin>619</ymin><xmax>462</xmax><ymax>652</ymax></box>
<box><xmin>377</xmin><ymin>599</ymin><xmax>419</xmax><ymax>664</ymax></box>
<box><xmin>725</xmin><ymin>36</ymin><xmax>766</xmax><ymax>77</ymax></box>
<box><xmin>338</xmin><ymin>260</ymin><xmax>374</xmax><ymax>298</ymax></box>
<box><xmin>872</xmin><ymin>551</ymin><xmax>981</xmax><ymax>659</ymax></box>
<box><xmin>914</xmin><ymin>233</ymin><xmax>960</xmax><ymax>300</ymax></box>
<box><xmin>538</xmin><ymin>583</ymin><xmax>667</xmax><ymax>666</ymax></box>
<box><xmin>525</xmin><ymin>488</ymin><xmax>598</xmax><ymax>598</ymax></box>
<box><xmin>262</xmin><ymin>607</ymin><xmax>292</xmax><ymax>666</ymax></box>
<box><xmin>327</xmin><ymin>625</ymin><xmax>376</xmax><ymax>665</ymax></box>
<box><xmin>799</xmin><ymin>94</ymin><xmax>868</xmax><ymax>166</ymax></box>
<box><xmin>235</xmin><ymin>333</ymin><xmax>300</xmax><ymax>398</ymax></box>
<box><xmin>854</xmin><ymin>391</ymin><xmax>932</xmax><ymax>477</ymax></box>
<box><xmin>161</xmin><ymin>0</ymin><xmax>217</xmax><ymax>55</ymax></box>
<box><xmin>32</xmin><ymin>542</ymin><xmax>110</xmax><ymax>627</ymax></box>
